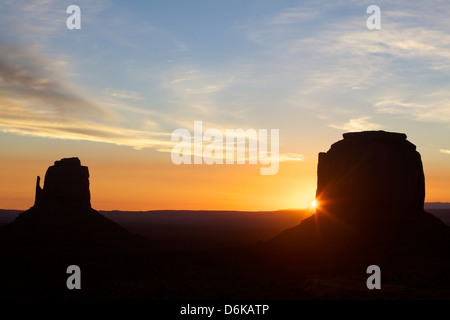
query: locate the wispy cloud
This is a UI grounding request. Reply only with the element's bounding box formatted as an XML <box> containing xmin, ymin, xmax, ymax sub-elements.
<box><xmin>440</xmin><ymin>149</ymin><xmax>450</xmax><ymax>155</ymax></box>
<box><xmin>0</xmin><ymin>46</ymin><xmax>104</xmax><ymax>117</ymax></box>
<box><xmin>0</xmin><ymin>45</ymin><xmax>173</xmax><ymax>150</ymax></box>
<box><xmin>279</xmin><ymin>153</ymin><xmax>305</xmax><ymax>162</ymax></box>
<box><xmin>270</xmin><ymin>7</ymin><xmax>318</xmax><ymax>25</ymax></box>
<box><xmin>374</xmin><ymin>93</ymin><xmax>450</xmax><ymax>123</ymax></box>
<box><xmin>106</xmin><ymin>89</ymin><xmax>145</xmax><ymax>101</ymax></box>
<box><xmin>0</xmin><ymin>0</ymin><xmax>110</xmax><ymax>44</ymax></box>
<box><xmin>238</xmin><ymin>0</ymin><xmax>450</xmax><ymax>127</ymax></box>
<box><xmin>0</xmin><ymin>115</ymin><xmax>172</xmax><ymax>150</ymax></box>
<box><xmin>160</xmin><ymin>66</ymin><xmax>240</xmax><ymax>121</ymax></box>
<box><xmin>330</xmin><ymin>117</ymin><xmax>383</xmax><ymax>132</ymax></box>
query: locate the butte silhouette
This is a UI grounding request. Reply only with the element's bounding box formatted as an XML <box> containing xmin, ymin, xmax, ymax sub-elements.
<box><xmin>269</xmin><ymin>131</ymin><xmax>450</xmax><ymax>256</ymax></box>
<box><xmin>0</xmin><ymin>157</ymin><xmax>139</xmax><ymax>246</ymax></box>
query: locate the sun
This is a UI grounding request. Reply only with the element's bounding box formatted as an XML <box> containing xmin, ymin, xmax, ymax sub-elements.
<box><xmin>311</xmin><ymin>199</ymin><xmax>318</xmax><ymax>209</ymax></box>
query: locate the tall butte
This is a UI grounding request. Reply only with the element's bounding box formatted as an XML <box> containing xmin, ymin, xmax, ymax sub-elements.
<box><xmin>35</xmin><ymin>157</ymin><xmax>91</xmax><ymax>209</ymax></box>
<box><xmin>1</xmin><ymin>157</ymin><xmax>139</xmax><ymax>246</ymax></box>
<box><xmin>316</xmin><ymin>131</ymin><xmax>424</xmax><ymax>220</ymax></box>
<box><xmin>270</xmin><ymin>131</ymin><xmax>450</xmax><ymax>254</ymax></box>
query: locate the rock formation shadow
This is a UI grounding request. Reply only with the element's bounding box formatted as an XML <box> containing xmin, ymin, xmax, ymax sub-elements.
<box><xmin>267</xmin><ymin>131</ymin><xmax>450</xmax><ymax>258</ymax></box>
<box><xmin>0</xmin><ymin>157</ymin><xmax>141</xmax><ymax>246</ymax></box>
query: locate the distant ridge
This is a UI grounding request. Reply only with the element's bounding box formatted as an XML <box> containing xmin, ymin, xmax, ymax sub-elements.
<box><xmin>0</xmin><ymin>206</ymin><xmax>449</xmax><ymax>227</ymax></box>
<box><xmin>424</xmin><ymin>202</ymin><xmax>450</xmax><ymax>209</ymax></box>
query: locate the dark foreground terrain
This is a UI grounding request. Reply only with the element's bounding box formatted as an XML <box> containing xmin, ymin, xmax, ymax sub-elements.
<box><xmin>1</xmin><ymin>208</ymin><xmax>449</xmax><ymax>300</ymax></box>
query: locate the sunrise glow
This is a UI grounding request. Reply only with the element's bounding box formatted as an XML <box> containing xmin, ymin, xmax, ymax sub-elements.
<box><xmin>0</xmin><ymin>1</ymin><xmax>449</xmax><ymax>211</ymax></box>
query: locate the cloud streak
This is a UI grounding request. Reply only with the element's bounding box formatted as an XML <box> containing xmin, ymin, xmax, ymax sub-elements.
<box><xmin>330</xmin><ymin>117</ymin><xmax>383</xmax><ymax>132</ymax></box>
<box><xmin>0</xmin><ymin>45</ymin><xmax>174</xmax><ymax>150</ymax></box>
<box><xmin>374</xmin><ymin>93</ymin><xmax>450</xmax><ymax>123</ymax></box>
<box><xmin>0</xmin><ymin>47</ymin><xmax>105</xmax><ymax>117</ymax></box>
<box><xmin>106</xmin><ymin>89</ymin><xmax>145</xmax><ymax>101</ymax></box>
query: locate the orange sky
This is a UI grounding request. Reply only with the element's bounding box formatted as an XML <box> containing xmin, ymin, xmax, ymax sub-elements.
<box><xmin>1</xmin><ymin>132</ymin><xmax>448</xmax><ymax>211</ymax></box>
<box><xmin>0</xmin><ymin>154</ymin><xmax>316</xmax><ymax>211</ymax></box>
<box><xmin>0</xmin><ymin>133</ymin><xmax>318</xmax><ymax>211</ymax></box>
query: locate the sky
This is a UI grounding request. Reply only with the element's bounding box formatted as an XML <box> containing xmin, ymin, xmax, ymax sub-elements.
<box><xmin>0</xmin><ymin>0</ymin><xmax>449</xmax><ymax>211</ymax></box>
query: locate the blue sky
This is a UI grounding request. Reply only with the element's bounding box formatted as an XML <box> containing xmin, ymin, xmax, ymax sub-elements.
<box><xmin>1</xmin><ymin>0</ymin><xmax>449</xmax><ymax>209</ymax></box>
